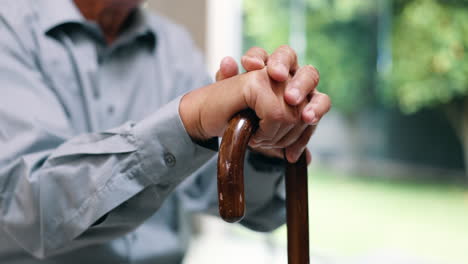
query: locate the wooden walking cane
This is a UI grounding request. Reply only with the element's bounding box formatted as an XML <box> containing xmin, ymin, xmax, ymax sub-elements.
<box><xmin>217</xmin><ymin>109</ymin><xmax>310</xmax><ymax>264</ymax></box>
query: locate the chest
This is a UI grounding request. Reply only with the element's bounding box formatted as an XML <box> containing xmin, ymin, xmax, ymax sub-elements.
<box><xmin>36</xmin><ymin>30</ymin><xmax>178</xmax><ymax>134</ymax></box>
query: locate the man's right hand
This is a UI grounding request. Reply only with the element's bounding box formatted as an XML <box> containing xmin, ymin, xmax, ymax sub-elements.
<box><xmin>179</xmin><ymin>67</ymin><xmax>307</xmax><ymax>157</ymax></box>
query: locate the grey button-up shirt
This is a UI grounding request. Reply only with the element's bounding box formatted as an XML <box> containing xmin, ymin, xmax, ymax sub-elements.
<box><xmin>0</xmin><ymin>0</ymin><xmax>286</xmax><ymax>263</ymax></box>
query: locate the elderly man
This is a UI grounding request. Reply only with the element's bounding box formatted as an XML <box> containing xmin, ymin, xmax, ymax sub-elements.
<box><xmin>0</xmin><ymin>0</ymin><xmax>331</xmax><ymax>263</ymax></box>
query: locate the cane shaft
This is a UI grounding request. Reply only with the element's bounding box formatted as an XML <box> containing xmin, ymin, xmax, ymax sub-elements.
<box><xmin>286</xmin><ymin>152</ymin><xmax>310</xmax><ymax>264</ymax></box>
<box><xmin>218</xmin><ymin>110</ymin><xmax>310</xmax><ymax>263</ymax></box>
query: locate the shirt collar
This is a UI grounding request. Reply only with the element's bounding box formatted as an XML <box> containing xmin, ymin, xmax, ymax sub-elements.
<box><xmin>118</xmin><ymin>8</ymin><xmax>156</xmax><ymax>43</ymax></box>
<box><xmin>38</xmin><ymin>0</ymin><xmax>86</xmax><ymax>34</ymax></box>
<box><xmin>109</xmin><ymin>8</ymin><xmax>157</xmax><ymax>51</ymax></box>
<box><xmin>38</xmin><ymin>0</ymin><xmax>156</xmax><ymax>48</ymax></box>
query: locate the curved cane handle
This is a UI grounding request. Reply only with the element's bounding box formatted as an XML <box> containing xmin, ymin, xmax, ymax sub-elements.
<box><xmin>217</xmin><ymin>109</ymin><xmax>310</xmax><ymax>264</ymax></box>
<box><xmin>217</xmin><ymin>109</ymin><xmax>258</xmax><ymax>223</ymax></box>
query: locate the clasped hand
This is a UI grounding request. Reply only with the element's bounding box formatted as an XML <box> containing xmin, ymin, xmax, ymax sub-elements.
<box><xmin>180</xmin><ymin>45</ymin><xmax>331</xmax><ymax>164</ymax></box>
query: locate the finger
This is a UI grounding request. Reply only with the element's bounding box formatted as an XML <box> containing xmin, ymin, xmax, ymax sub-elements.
<box><xmin>285</xmin><ymin>65</ymin><xmax>320</xmax><ymax>106</ymax></box>
<box><xmin>274</xmin><ymin>123</ymin><xmax>308</xmax><ymax>149</ymax></box>
<box><xmin>241</xmin><ymin>47</ymin><xmax>268</xmax><ymax>72</ymax></box>
<box><xmin>267</xmin><ymin>45</ymin><xmax>299</xmax><ymax>82</ymax></box>
<box><xmin>252</xmin><ymin>103</ymin><xmax>300</xmax><ymax>147</ymax></box>
<box><xmin>269</xmin><ymin>124</ymin><xmax>295</xmax><ymax>146</ymax></box>
<box><xmin>302</xmin><ymin>91</ymin><xmax>331</xmax><ymax>125</ymax></box>
<box><xmin>247</xmin><ymin>147</ymin><xmax>284</xmax><ymax>160</ymax></box>
<box><xmin>249</xmin><ymin>82</ymin><xmax>288</xmax><ymax>146</ymax></box>
<box><xmin>215</xmin><ymin>56</ymin><xmax>239</xmax><ymax>81</ymax></box>
<box><xmin>285</xmin><ymin>125</ymin><xmax>316</xmax><ymax>163</ymax></box>
<box><xmin>250</xmin><ymin>118</ymin><xmax>282</xmax><ymax>147</ymax></box>
<box><xmin>306</xmin><ymin>148</ymin><xmax>312</xmax><ymax>165</ymax></box>
<box><xmin>256</xmin><ymin>116</ymin><xmax>297</xmax><ymax>147</ymax></box>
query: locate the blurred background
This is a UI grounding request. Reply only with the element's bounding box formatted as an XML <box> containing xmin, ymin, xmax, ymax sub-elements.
<box><xmin>148</xmin><ymin>0</ymin><xmax>468</xmax><ymax>263</ymax></box>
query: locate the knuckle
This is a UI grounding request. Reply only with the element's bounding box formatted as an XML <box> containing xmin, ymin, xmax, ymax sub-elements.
<box><xmin>256</xmin><ymin>125</ymin><xmax>275</xmax><ymax>141</ymax></box>
<box><xmin>260</xmin><ymin>134</ymin><xmax>274</xmax><ymax>142</ymax></box>
<box><xmin>302</xmin><ymin>64</ymin><xmax>317</xmax><ymax>75</ymax></box>
<box><xmin>276</xmin><ymin>110</ymin><xmax>299</xmax><ymax>125</ymax></box>
<box><xmin>261</xmin><ymin>140</ymin><xmax>275</xmax><ymax>147</ymax></box>
<box><xmin>286</xmin><ymin>146</ymin><xmax>300</xmax><ymax>160</ymax></box>
<box><xmin>252</xmin><ymin>134</ymin><xmax>263</xmax><ymax>141</ymax></box>
<box><xmin>303</xmin><ymin>65</ymin><xmax>320</xmax><ymax>83</ymax></box>
<box><xmin>301</xmin><ymin>128</ymin><xmax>314</xmax><ymax>143</ymax></box>
<box><xmin>323</xmin><ymin>93</ymin><xmax>331</xmax><ymax>104</ymax></box>
<box><xmin>241</xmin><ymin>55</ymin><xmax>248</xmax><ymax>63</ymax></box>
<box><xmin>286</xmin><ymin>113</ymin><xmax>300</xmax><ymax>125</ymax></box>
<box><xmin>278</xmin><ymin>44</ymin><xmax>293</xmax><ymax>53</ymax></box>
<box><xmin>250</xmin><ymin>46</ymin><xmax>263</xmax><ymax>52</ymax></box>
<box><xmin>276</xmin><ymin>140</ymin><xmax>290</xmax><ymax>148</ymax></box>
<box><xmin>250</xmin><ymin>46</ymin><xmax>267</xmax><ymax>57</ymax></box>
<box><xmin>268</xmin><ymin>109</ymin><xmax>284</xmax><ymax>122</ymax></box>
<box><xmin>299</xmin><ymin>137</ymin><xmax>310</xmax><ymax>149</ymax></box>
<box><xmin>274</xmin><ymin>142</ymin><xmax>286</xmax><ymax>149</ymax></box>
<box><xmin>282</xmin><ymin>45</ymin><xmax>297</xmax><ymax>60</ymax></box>
<box><xmin>289</xmin><ymin>131</ymin><xmax>311</xmax><ymax>150</ymax></box>
<box><xmin>301</xmin><ymin>132</ymin><xmax>312</xmax><ymax>145</ymax></box>
<box><xmin>302</xmin><ymin>64</ymin><xmax>315</xmax><ymax>73</ymax></box>
<box><xmin>319</xmin><ymin>93</ymin><xmax>332</xmax><ymax>112</ymax></box>
<box><xmin>247</xmin><ymin>46</ymin><xmax>260</xmax><ymax>53</ymax></box>
<box><xmin>273</xmin><ymin>45</ymin><xmax>296</xmax><ymax>60</ymax></box>
<box><xmin>250</xmin><ymin>69</ymin><xmax>268</xmax><ymax>86</ymax></box>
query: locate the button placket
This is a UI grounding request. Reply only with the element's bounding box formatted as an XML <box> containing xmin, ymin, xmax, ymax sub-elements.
<box><xmin>107</xmin><ymin>105</ymin><xmax>115</xmax><ymax>115</ymax></box>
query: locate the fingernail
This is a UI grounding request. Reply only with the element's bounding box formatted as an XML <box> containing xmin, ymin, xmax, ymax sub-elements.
<box><xmin>309</xmin><ymin>109</ymin><xmax>319</xmax><ymax>124</ymax></box>
<box><xmin>288</xmin><ymin>88</ymin><xmax>301</xmax><ymax>103</ymax></box>
<box><xmin>243</xmin><ymin>56</ymin><xmax>264</xmax><ymax>67</ymax></box>
<box><xmin>311</xmin><ymin>116</ymin><xmax>319</xmax><ymax>124</ymax></box>
<box><xmin>295</xmin><ymin>147</ymin><xmax>307</xmax><ymax>162</ymax></box>
<box><xmin>296</xmin><ymin>149</ymin><xmax>303</xmax><ymax>161</ymax></box>
<box><xmin>252</xmin><ymin>57</ymin><xmax>265</xmax><ymax>66</ymax></box>
<box><xmin>306</xmin><ymin>108</ymin><xmax>316</xmax><ymax>124</ymax></box>
<box><xmin>286</xmin><ymin>150</ymin><xmax>296</xmax><ymax>163</ymax></box>
<box><xmin>221</xmin><ymin>56</ymin><xmax>230</xmax><ymax>66</ymax></box>
<box><xmin>303</xmin><ymin>104</ymin><xmax>318</xmax><ymax>124</ymax></box>
<box><xmin>275</xmin><ymin>63</ymin><xmax>288</xmax><ymax>77</ymax></box>
<box><xmin>291</xmin><ymin>152</ymin><xmax>300</xmax><ymax>163</ymax></box>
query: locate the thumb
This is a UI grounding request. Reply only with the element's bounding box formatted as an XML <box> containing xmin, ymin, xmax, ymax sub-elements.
<box><xmin>215</xmin><ymin>56</ymin><xmax>239</xmax><ymax>81</ymax></box>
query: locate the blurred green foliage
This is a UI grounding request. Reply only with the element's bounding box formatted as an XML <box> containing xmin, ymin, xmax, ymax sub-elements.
<box><xmin>281</xmin><ymin>168</ymin><xmax>468</xmax><ymax>263</ymax></box>
<box><xmin>244</xmin><ymin>0</ymin><xmax>378</xmax><ymax>114</ymax></box>
<box><xmin>389</xmin><ymin>0</ymin><xmax>468</xmax><ymax>113</ymax></box>
<box><xmin>305</xmin><ymin>1</ymin><xmax>378</xmax><ymax>114</ymax></box>
<box><xmin>243</xmin><ymin>0</ymin><xmax>290</xmax><ymax>54</ymax></box>
<box><xmin>243</xmin><ymin>0</ymin><xmax>468</xmax><ymax>114</ymax></box>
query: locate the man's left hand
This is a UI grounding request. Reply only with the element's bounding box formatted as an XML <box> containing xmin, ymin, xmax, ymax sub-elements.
<box><xmin>215</xmin><ymin>45</ymin><xmax>331</xmax><ymax>164</ymax></box>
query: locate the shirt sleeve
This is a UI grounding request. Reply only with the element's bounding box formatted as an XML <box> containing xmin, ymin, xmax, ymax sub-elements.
<box><xmin>240</xmin><ymin>151</ymin><xmax>286</xmax><ymax>231</ymax></box>
<box><xmin>0</xmin><ymin>18</ymin><xmax>216</xmax><ymax>259</ymax></box>
<box><xmin>177</xmin><ymin>150</ymin><xmax>286</xmax><ymax>232</ymax></box>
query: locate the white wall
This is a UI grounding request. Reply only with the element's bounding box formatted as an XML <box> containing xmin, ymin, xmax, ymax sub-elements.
<box><xmin>146</xmin><ymin>0</ymin><xmax>207</xmax><ymax>52</ymax></box>
<box><xmin>146</xmin><ymin>0</ymin><xmax>243</xmax><ymax>77</ymax></box>
<box><xmin>205</xmin><ymin>0</ymin><xmax>243</xmax><ymax>76</ymax></box>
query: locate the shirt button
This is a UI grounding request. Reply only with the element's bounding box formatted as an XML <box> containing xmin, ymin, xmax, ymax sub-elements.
<box><xmin>107</xmin><ymin>105</ymin><xmax>115</xmax><ymax>115</ymax></box>
<box><xmin>164</xmin><ymin>152</ymin><xmax>176</xmax><ymax>167</ymax></box>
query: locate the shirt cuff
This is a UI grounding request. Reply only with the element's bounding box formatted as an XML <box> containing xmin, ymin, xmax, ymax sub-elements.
<box><xmin>131</xmin><ymin>96</ymin><xmax>217</xmax><ymax>186</ymax></box>
<box><xmin>247</xmin><ymin>150</ymin><xmax>285</xmax><ymax>173</ymax></box>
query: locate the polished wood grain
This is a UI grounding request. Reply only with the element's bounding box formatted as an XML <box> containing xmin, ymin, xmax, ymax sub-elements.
<box><xmin>217</xmin><ymin>109</ymin><xmax>258</xmax><ymax>223</ymax></box>
<box><xmin>218</xmin><ymin>109</ymin><xmax>310</xmax><ymax>263</ymax></box>
<box><xmin>286</xmin><ymin>152</ymin><xmax>310</xmax><ymax>264</ymax></box>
